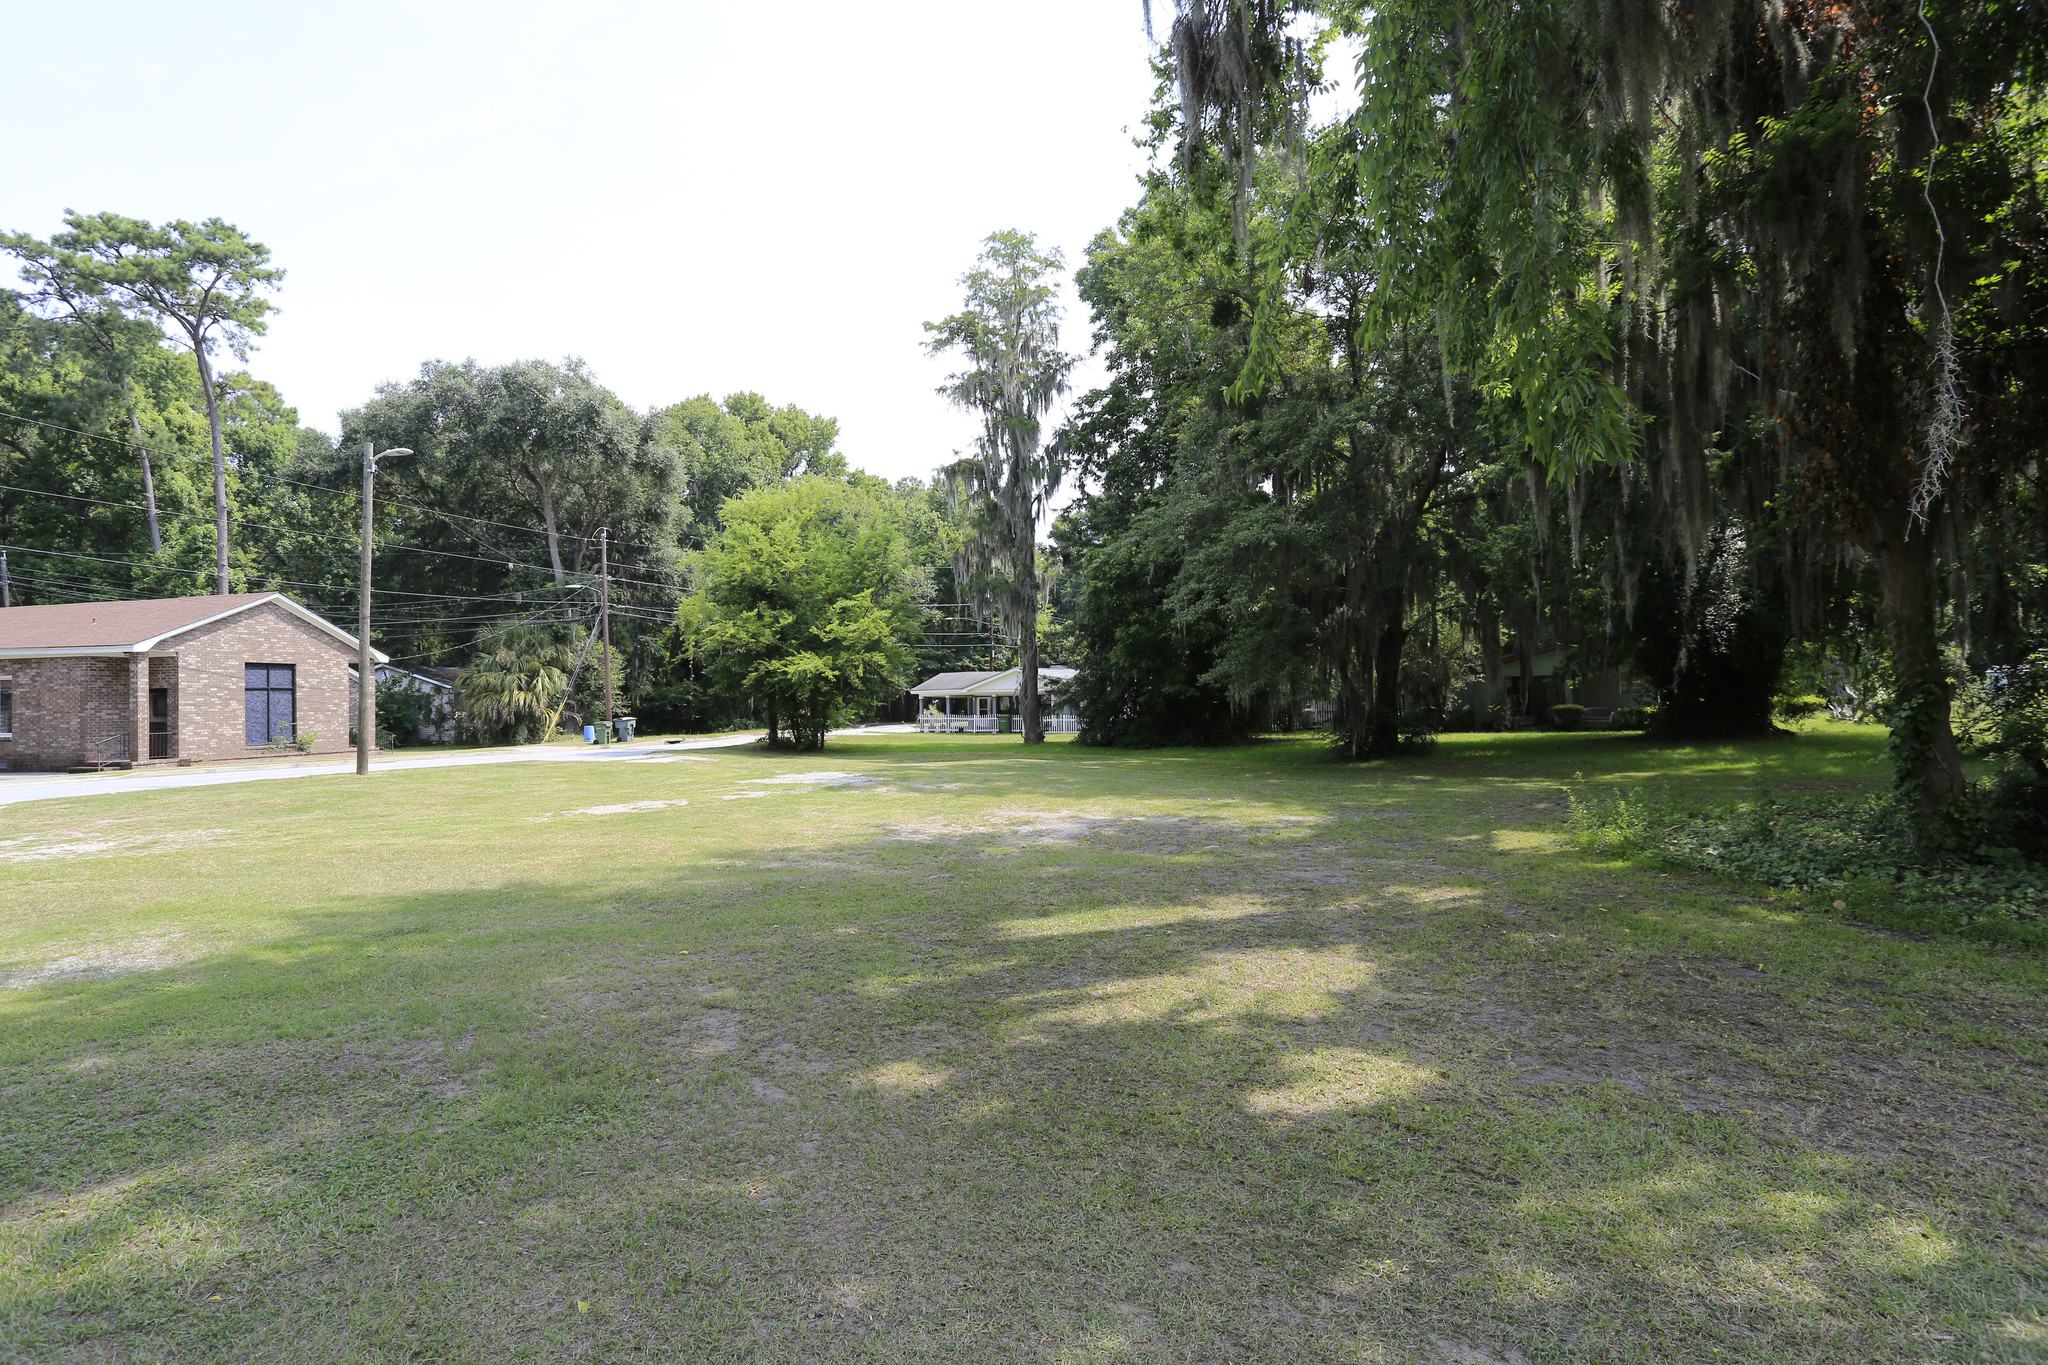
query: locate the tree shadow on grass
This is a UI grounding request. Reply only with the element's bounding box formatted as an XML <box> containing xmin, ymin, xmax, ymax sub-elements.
<box><xmin>1</xmin><ymin>799</ymin><xmax>2042</xmax><ymax>1364</ymax></box>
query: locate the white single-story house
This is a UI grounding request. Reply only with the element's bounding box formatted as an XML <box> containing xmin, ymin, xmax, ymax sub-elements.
<box><xmin>1459</xmin><ymin>641</ymin><xmax>1654</xmax><ymax>721</ymax></box>
<box><xmin>912</xmin><ymin>666</ymin><xmax>1079</xmax><ymax>733</ymax></box>
<box><xmin>349</xmin><ymin>662</ymin><xmax>459</xmax><ymax>743</ymax></box>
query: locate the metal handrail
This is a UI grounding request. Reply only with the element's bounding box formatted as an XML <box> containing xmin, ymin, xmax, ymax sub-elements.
<box><xmin>88</xmin><ymin>731</ymin><xmax>132</xmax><ymax>768</ymax></box>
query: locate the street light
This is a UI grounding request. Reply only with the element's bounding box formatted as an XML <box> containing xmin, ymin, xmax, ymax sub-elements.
<box><xmin>358</xmin><ymin>442</ymin><xmax>411</xmax><ymax>776</ymax></box>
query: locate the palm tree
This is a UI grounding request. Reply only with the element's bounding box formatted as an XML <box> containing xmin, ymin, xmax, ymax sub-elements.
<box><xmin>925</xmin><ymin>231</ymin><xmax>1076</xmax><ymax>744</ymax></box>
<box><xmin>456</xmin><ymin>628</ymin><xmax>572</xmax><ymax>744</ymax></box>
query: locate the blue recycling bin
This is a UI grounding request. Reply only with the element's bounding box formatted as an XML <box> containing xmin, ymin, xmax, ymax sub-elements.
<box><xmin>582</xmin><ymin>725</ymin><xmax>597</xmax><ymax>744</ymax></box>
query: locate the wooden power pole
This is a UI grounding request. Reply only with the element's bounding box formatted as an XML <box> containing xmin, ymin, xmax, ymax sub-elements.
<box><xmin>357</xmin><ymin>441</ymin><xmax>409</xmax><ymax>775</ymax></box>
<box><xmin>599</xmin><ymin>527</ymin><xmax>613</xmax><ymax>739</ymax></box>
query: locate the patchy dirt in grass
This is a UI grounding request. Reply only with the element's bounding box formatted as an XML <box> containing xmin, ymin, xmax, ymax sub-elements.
<box><xmin>882</xmin><ymin>808</ymin><xmax>1331</xmax><ymax>852</ymax></box>
<box><xmin>534</xmin><ymin>799</ymin><xmax>689</xmax><ymax>821</ymax></box>
<box><xmin>0</xmin><ymin>827</ymin><xmax>232</xmax><ymax>863</ymax></box>
<box><xmin>677</xmin><ymin>1009</ymin><xmax>744</xmax><ymax>1056</ymax></box>
<box><xmin>741</xmin><ymin>771</ymin><xmax>881</xmax><ymax>788</ymax></box>
<box><xmin>1</xmin><ymin>935</ymin><xmax>194</xmax><ymax>989</ymax></box>
<box><xmin>7</xmin><ymin>734</ymin><xmax>2046</xmax><ymax>1363</ymax></box>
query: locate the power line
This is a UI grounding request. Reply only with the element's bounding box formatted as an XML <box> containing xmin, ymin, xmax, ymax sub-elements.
<box><xmin>0</xmin><ymin>478</ymin><xmax>588</xmax><ymax>576</ymax></box>
<box><xmin>377</xmin><ymin>604</ymin><xmax>599</xmax><ymax>666</ymax></box>
<box><xmin>0</xmin><ymin>406</ymin><xmax>686</xmax><ymax>563</ymax></box>
<box><xmin>0</xmin><ymin>541</ymin><xmax>595</xmax><ymax>605</ymax></box>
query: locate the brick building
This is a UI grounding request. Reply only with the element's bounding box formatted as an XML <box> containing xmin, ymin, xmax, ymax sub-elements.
<box><xmin>0</xmin><ymin>593</ymin><xmax>383</xmax><ymax>772</ymax></box>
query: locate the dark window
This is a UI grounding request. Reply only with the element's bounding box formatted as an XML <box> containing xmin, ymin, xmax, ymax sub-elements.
<box><xmin>148</xmin><ymin>688</ymin><xmax>170</xmax><ymax>759</ymax></box>
<box><xmin>245</xmin><ymin>664</ymin><xmax>295</xmax><ymax>745</ymax></box>
<box><xmin>0</xmin><ymin>679</ymin><xmax>11</xmax><ymax>735</ymax></box>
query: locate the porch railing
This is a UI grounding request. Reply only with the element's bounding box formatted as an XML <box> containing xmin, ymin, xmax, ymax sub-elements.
<box><xmin>916</xmin><ymin>712</ymin><xmax>1080</xmax><ymax>734</ymax></box>
<box><xmin>87</xmin><ymin>731</ymin><xmax>132</xmax><ymax>768</ymax></box>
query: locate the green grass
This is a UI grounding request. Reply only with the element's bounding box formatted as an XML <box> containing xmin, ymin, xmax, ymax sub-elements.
<box><xmin>1</xmin><ymin>725</ymin><xmax>2043</xmax><ymax>1363</ymax></box>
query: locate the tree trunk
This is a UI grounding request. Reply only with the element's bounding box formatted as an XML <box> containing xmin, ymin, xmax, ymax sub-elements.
<box><xmin>765</xmin><ymin>700</ymin><xmax>779</xmax><ymax>748</ymax></box>
<box><xmin>1021</xmin><ymin>537</ymin><xmax>1042</xmax><ymax>744</ymax></box>
<box><xmin>129</xmin><ymin>411</ymin><xmax>162</xmax><ymax>554</ymax></box>
<box><xmin>1478</xmin><ymin>599</ymin><xmax>1502</xmax><ymax>691</ymax></box>
<box><xmin>119</xmin><ymin>386</ymin><xmax>162</xmax><ymax>554</ymax></box>
<box><xmin>1335</xmin><ymin>653</ymin><xmax>1358</xmax><ymax>758</ymax></box>
<box><xmin>1368</xmin><ymin>600</ymin><xmax>1408</xmax><ymax>755</ymax></box>
<box><xmin>194</xmin><ymin>344</ymin><xmax>228</xmax><ymax>592</ymax></box>
<box><xmin>1516</xmin><ymin>623</ymin><xmax>1535</xmax><ymax>719</ymax></box>
<box><xmin>1477</xmin><ymin>597</ymin><xmax>1503</xmax><ymax>722</ymax></box>
<box><xmin>1879</xmin><ymin>527</ymin><xmax>1968</xmax><ymax>847</ymax></box>
<box><xmin>537</xmin><ymin>476</ymin><xmax>565</xmax><ymax>585</ymax></box>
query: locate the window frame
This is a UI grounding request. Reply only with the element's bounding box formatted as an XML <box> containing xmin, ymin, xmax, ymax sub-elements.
<box><xmin>244</xmin><ymin>663</ymin><xmax>297</xmax><ymax>746</ymax></box>
<box><xmin>0</xmin><ymin>674</ymin><xmax>12</xmax><ymax>739</ymax></box>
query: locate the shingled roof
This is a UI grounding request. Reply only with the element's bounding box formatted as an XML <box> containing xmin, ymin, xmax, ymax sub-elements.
<box><xmin>911</xmin><ymin>666</ymin><xmax>1077</xmax><ymax>695</ymax></box>
<box><xmin>0</xmin><ymin>592</ymin><xmax>382</xmax><ymax>660</ymax></box>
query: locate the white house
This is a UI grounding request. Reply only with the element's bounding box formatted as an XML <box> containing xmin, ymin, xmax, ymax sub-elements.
<box><xmin>1459</xmin><ymin>641</ymin><xmax>1655</xmax><ymax>723</ymax></box>
<box><xmin>912</xmin><ymin>666</ymin><xmax>1079</xmax><ymax>733</ymax></box>
<box><xmin>349</xmin><ymin>662</ymin><xmax>458</xmax><ymax>743</ymax></box>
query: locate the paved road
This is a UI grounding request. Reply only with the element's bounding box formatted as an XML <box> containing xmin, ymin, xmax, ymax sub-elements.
<box><xmin>0</xmin><ymin>734</ymin><xmax>767</xmax><ymax>808</ymax></box>
<box><xmin>0</xmin><ymin>725</ymin><xmax>925</xmax><ymax>808</ymax></box>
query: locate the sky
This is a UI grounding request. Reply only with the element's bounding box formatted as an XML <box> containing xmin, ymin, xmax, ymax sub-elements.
<box><xmin>0</xmin><ymin>2</ymin><xmax>1173</xmax><ymax>486</ymax></box>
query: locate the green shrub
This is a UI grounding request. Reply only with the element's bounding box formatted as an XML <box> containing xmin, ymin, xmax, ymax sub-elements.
<box><xmin>1776</xmin><ymin>693</ymin><xmax>1827</xmax><ymax>721</ymax></box>
<box><xmin>1551</xmin><ymin>703</ymin><xmax>1587</xmax><ymax>731</ymax></box>
<box><xmin>375</xmin><ymin>678</ymin><xmax>447</xmax><ymax>747</ymax></box>
<box><xmin>1954</xmin><ymin>654</ymin><xmax>2048</xmax><ymax>769</ymax></box>
<box><xmin>1614</xmin><ymin>706</ymin><xmax>1655</xmax><ymax>730</ymax></box>
<box><xmin>1566</xmin><ymin>785</ymin><xmax>1667</xmax><ymax>855</ymax></box>
<box><xmin>1564</xmin><ymin>784</ymin><xmax>2048</xmax><ymax>947</ymax></box>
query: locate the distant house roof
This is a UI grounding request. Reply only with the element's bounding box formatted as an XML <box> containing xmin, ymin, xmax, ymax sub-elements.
<box><xmin>911</xmin><ymin>666</ymin><xmax>1077</xmax><ymax>696</ymax></box>
<box><xmin>0</xmin><ymin>592</ymin><xmax>385</xmax><ymax>661</ymax></box>
<box><xmin>354</xmin><ymin>662</ymin><xmax>460</xmax><ymax>690</ymax></box>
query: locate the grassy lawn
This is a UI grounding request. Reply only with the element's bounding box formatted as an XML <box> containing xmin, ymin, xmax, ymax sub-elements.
<box><xmin>2</xmin><ymin>726</ymin><xmax>2043</xmax><ymax>1363</ymax></box>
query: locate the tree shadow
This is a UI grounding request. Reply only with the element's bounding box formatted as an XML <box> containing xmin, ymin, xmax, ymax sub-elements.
<box><xmin>1</xmin><ymin>778</ymin><xmax>2039</xmax><ymax>1363</ymax></box>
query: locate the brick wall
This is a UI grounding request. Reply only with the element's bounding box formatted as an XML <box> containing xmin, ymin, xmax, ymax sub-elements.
<box><xmin>0</xmin><ymin>657</ymin><xmax>130</xmax><ymax>770</ymax></box>
<box><xmin>0</xmin><ymin>601</ymin><xmax>359</xmax><ymax>771</ymax></box>
<box><xmin>162</xmin><ymin>602</ymin><xmax>358</xmax><ymax>762</ymax></box>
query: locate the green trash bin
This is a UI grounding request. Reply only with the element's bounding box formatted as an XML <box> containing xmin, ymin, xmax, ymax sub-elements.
<box><xmin>613</xmin><ymin>716</ymin><xmax>637</xmax><ymax>742</ymax></box>
<box><xmin>999</xmin><ymin>714</ymin><xmax>1013</xmax><ymax>734</ymax></box>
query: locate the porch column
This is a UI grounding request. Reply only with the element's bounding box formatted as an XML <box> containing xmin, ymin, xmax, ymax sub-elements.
<box><xmin>128</xmin><ymin>652</ymin><xmax>148</xmax><ymax>765</ymax></box>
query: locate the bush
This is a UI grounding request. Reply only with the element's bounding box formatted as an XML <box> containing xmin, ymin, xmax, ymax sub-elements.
<box><xmin>1564</xmin><ymin>784</ymin><xmax>2048</xmax><ymax>947</ymax></box>
<box><xmin>1776</xmin><ymin>693</ymin><xmax>1828</xmax><ymax>721</ymax></box>
<box><xmin>1551</xmin><ymin>703</ymin><xmax>1586</xmax><ymax>731</ymax></box>
<box><xmin>376</xmin><ymin>678</ymin><xmax>447</xmax><ymax>747</ymax></box>
<box><xmin>1565</xmin><ymin>786</ymin><xmax>1664</xmax><ymax>855</ymax></box>
<box><xmin>1954</xmin><ymin>653</ymin><xmax>2048</xmax><ymax>770</ymax></box>
<box><xmin>1615</xmin><ymin>706</ymin><xmax>1655</xmax><ymax>730</ymax></box>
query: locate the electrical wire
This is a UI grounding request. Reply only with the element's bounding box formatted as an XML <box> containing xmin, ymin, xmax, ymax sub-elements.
<box><xmin>0</xmin><ymin>406</ymin><xmax>688</xmax><ymax>563</ymax></box>
<box><xmin>0</xmin><ymin>478</ymin><xmax>593</xmax><ymax>576</ymax></box>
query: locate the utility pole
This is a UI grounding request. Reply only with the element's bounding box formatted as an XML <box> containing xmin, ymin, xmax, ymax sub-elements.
<box><xmin>1</xmin><ymin>549</ymin><xmax>9</xmax><ymax>608</ymax></box>
<box><xmin>357</xmin><ymin>442</ymin><xmax>411</xmax><ymax>775</ymax></box>
<box><xmin>599</xmin><ymin>527</ymin><xmax>613</xmax><ymax>739</ymax></box>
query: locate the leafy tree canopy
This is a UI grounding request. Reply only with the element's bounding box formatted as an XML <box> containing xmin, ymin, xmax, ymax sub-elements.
<box><xmin>680</xmin><ymin>477</ymin><xmax>921</xmax><ymax>750</ymax></box>
<box><xmin>657</xmin><ymin>392</ymin><xmax>846</xmax><ymax>544</ymax></box>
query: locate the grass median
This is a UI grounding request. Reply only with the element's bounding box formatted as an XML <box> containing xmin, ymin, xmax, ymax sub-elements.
<box><xmin>2</xmin><ymin>727</ymin><xmax>2043</xmax><ymax>1362</ymax></box>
